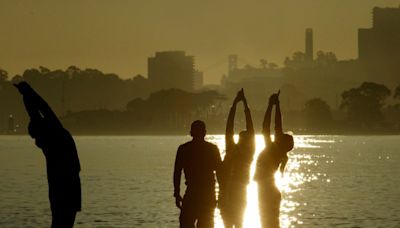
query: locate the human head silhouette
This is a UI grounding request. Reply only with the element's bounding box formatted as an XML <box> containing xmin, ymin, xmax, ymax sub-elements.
<box><xmin>190</xmin><ymin>120</ymin><xmax>206</xmax><ymax>140</ymax></box>
<box><xmin>275</xmin><ymin>133</ymin><xmax>294</xmax><ymax>153</ymax></box>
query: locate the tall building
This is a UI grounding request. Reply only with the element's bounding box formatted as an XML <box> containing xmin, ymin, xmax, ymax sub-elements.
<box><xmin>372</xmin><ymin>6</ymin><xmax>400</xmax><ymax>30</ymax></box>
<box><xmin>358</xmin><ymin>6</ymin><xmax>400</xmax><ymax>65</ymax></box>
<box><xmin>358</xmin><ymin>6</ymin><xmax>400</xmax><ymax>84</ymax></box>
<box><xmin>305</xmin><ymin>28</ymin><xmax>314</xmax><ymax>62</ymax></box>
<box><xmin>148</xmin><ymin>51</ymin><xmax>196</xmax><ymax>92</ymax></box>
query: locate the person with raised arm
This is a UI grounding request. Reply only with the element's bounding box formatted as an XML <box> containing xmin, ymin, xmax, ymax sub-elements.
<box><xmin>15</xmin><ymin>82</ymin><xmax>81</xmax><ymax>228</ymax></box>
<box><xmin>255</xmin><ymin>91</ymin><xmax>294</xmax><ymax>228</ymax></box>
<box><xmin>219</xmin><ymin>89</ymin><xmax>255</xmax><ymax>228</ymax></box>
<box><xmin>173</xmin><ymin>120</ymin><xmax>221</xmax><ymax>228</ymax></box>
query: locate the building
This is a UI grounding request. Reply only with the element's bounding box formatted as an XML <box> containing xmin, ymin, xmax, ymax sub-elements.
<box><xmin>148</xmin><ymin>51</ymin><xmax>197</xmax><ymax>92</ymax></box>
<box><xmin>305</xmin><ymin>28</ymin><xmax>314</xmax><ymax>62</ymax></box>
<box><xmin>358</xmin><ymin>6</ymin><xmax>400</xmax><ymax>72</ymax></box>
<box><xmin>359</xmin><ymin>6</ymin><xmax>400</xmax><ymax>62</ymax></box>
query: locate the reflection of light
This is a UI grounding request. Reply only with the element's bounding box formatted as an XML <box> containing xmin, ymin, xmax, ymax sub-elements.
<box><xmin>243</xmin><ymin>182</ymin><xmax>261</xmax><ymax>227</ymax></box>
<box><xmin>295</xmin><ymin>135</ymin><xmax>336</xmax><ymax>149</ymax></box>
<box><xmin>206</xmin><ymin>135</ymin><xmax>224</xmax><ymax>228</ymax></box>
<box><xmin>242</xmin><ymin>135</ymin><xmax>264</xmax><ymax>228</ymax></box>
<box><xmin>214</xmin><ymin>208</ymin><xmax>224</xmax><ymax>228</ymax></box>
<box><xmin>206</xmin><ymin>134</ymin><xmax>322</xmax><ymax>228</ymax></box>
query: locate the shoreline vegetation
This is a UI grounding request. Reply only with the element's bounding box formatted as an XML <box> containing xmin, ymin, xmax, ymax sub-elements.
<box><xmin>1</xmin><ymin>66</ymin><xmax>400</xmax><ymax>136</ymax></box>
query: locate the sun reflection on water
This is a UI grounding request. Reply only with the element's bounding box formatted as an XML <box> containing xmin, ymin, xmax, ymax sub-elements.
<box><xmin>206</xmin><ymin>134</ymin><xmax>328</xmax><ymax>228</ymax></box>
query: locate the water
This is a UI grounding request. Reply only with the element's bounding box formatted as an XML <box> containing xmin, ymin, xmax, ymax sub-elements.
<box><xmin>0</xmin><ymin>135</ymin><xmax>399</xmax><ymax>227</ymax></box>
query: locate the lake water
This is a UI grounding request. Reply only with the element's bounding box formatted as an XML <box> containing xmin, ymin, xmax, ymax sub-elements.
<box><xmin>0</xmin><ymin>135</ymin><xmax>399</xmax><ymax>227</ymax></box>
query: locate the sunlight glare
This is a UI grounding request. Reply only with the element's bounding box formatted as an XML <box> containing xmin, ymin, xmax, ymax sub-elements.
<box><xmin>206</xmin><ymin>134</ymin><xmax>318</xmax><ymax>228</ymax></box>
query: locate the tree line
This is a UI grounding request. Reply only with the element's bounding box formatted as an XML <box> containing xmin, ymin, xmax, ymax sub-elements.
<box><xmin>1</xmin><ymin>66</ymin><xmax>400</xmax><ymax>134</ymax></box>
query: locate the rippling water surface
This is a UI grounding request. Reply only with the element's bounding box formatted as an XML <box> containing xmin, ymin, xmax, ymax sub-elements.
<box><xmin>0</xmin><ymin>135</ymin><xmax>399</xmax><ymax>227</ymax></box>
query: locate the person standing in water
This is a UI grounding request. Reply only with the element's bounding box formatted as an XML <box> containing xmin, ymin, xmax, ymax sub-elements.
<box><xmin>15</xmin><ymin>82</ymin><xmax>81</xmax><ymax>228</ymax></box>
<box><xmin>255</xmin><ymin>91</ymin><xmax>294</xmax><ymax>228</ymax></box>
<box><xmin>173</xmin><ymin>120</ymin><xmax>221</xmax><ymax>228</ymax></box>
<box><xmin>219</xmin><ymin>89</ymin><xmax>255</xmax><ymax>228</ymax></box>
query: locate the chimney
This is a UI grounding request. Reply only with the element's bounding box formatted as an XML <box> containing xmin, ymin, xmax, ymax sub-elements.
<box><xmin>305</xmin><ymin>28</ymin><xmax>313</xmax><ymax>62</ymax></box>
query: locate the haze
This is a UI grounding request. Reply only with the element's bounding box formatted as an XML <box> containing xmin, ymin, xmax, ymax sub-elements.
<box><xmin>0</xmin><ymin>0</ymin><xmax>399</xmax><ymax>84</ymax></box>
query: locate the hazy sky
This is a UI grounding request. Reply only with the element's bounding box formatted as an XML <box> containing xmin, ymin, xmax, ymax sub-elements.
<box><xmin>0</xmin><ymin>0</ymin><xmax>399</xmax><ymax>84</ymax></box>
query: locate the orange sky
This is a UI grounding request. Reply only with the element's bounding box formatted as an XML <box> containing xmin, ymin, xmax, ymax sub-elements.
<box><xmin>0</xmin><ymin>0</ymin><xmax>399</xmax><ymax>84</ymax></box>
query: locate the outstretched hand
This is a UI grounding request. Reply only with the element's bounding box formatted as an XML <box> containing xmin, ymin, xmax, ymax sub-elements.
<box><xmin>13</xmin><ymin>81</ymin><xmax>32</xmax><ymax>95</ymax></box>
<box><xmin>175</xmin><ymin>195</ymin><xmax>183</xmax><ymax>209</ymax></box>
<box><xmin>240</xmin><ymin>88</ymin><xmax>248</xmax><ymax>106</ymax></box>
<box><xmin>234</xmin><ymin>88</ymin><xmax>245</xmax><ymax>104</ymax></box>
<box><xmin>269</xmin><ymin>90</ymin><xmax>280</xmax><ymax>105</ymax></box>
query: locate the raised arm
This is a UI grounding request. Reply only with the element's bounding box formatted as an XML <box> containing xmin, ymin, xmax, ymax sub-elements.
<box><xmin>274</xmin><ymin>98</ymin><xmax>283</xmax><ymax>136</ymax></box>
<box><xmin>263</xmin><ymin>98</ymin><xmax>274</xmax><ymax>146</ymax></box>
<box><xmin>242</xmin><ymin>92</ymin><xmax>254</xmax><ymax>135</ymax></box>
<box><xmin>31</xmin><ymin>89</ymin><xmax>63</xmax><ymax>128</ymax></box>
<box><xmin>173</xmin><ymin>146</ymin><xmax>184</xmax><ymax>209</ymax></box>
<box><xmin>16</xmin><ymin>82</ymin><xmax>62</xmax><ymax>128</ymax></box>
<box><xmin>22</xmin><ymin>94</ymin><xmax>42</xmax><ymax>121</ymax></box>
<box><xmin>15</xmin><ymin>82</ymin><xmax>43</xmax><ymax>122</ymax></box>
<box><xmin>226</xmin><ymin>91</ymin><xmax>241</xmax><ymax>149</ymax></box>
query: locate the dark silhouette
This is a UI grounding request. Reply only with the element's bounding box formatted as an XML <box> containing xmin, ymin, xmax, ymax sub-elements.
<box><xmin>395</xmin><ymin>85</ymin><xmax>400</xmax><ymax>100</ymax></box>
<box><xmin>15</xmin><ymin>82</ymin><xmax>81</xmax><ymax>228</ymax></box>
<box><xmin>173</xmin><ymin>120</ymin><xmax>221</xmax><ymax>228</ymax></box>
<box><xmin>219</xmin><ymin>89</ymin><xmax>255</xmax><ymax>228</ymax></box>
<box><xmin>340</xmin><ymin>82</ymin><xmax>390</xmax><ymax>127</ymax></box>
<box><xmin>303</xmin><ymin>98</ymin><xmax>333</xmax><ymax>131</ymax></box>
<box><xmin>255</xmin><ymin>91</ymin><xmax>294</xmax><ymax>228</ymax></box>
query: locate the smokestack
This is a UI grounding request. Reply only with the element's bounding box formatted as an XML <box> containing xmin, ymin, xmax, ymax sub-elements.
<box><xmin>305</xmin><ymin>28</ymin><xmax>313</xmax><ymax>62</ymax></box>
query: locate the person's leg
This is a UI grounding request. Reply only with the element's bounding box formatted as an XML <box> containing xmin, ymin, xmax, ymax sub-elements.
<box><xmin>221</xmin><ymin>207</ymin><xmax>233</xmax><ymax>228</ymax></box>
<box><xmin>231</xmin><ymin>185</ymin><xmax>247</xmax><ymax>228</ymax></box>
<box><xmin>258</xmin><ymin>186</ymin><xmax>269</xmax><ymax>228</ymax></box>
<box><xmin>259</xmin><ymin>185</ymin><xmax>281</xmax><ymax>228</ymax></box>
<box><xmin>197</xmin><ymin>206</ymin><xmax>214</xmax><ymax>228</ymax></box>
<box><xmin>234</xmin><ymin>199</ymin><xmax>246</xmax><ymax>228</ymax></box>
<box><xmin>222</xmin><ymin>213</ymin><xmax>233</xmax><ymax>228</ymax></box>
<box><xmin>269</xmin><ymin>190</ymin><xmax>281</xmax><ymax>228</ymax></box>
<box><xmin>66</xmin><ymin>211</ymin><xmax>77</xmax><ymax>228</ymax></box>
<box><xmin>219</xmin><ymin>197</ymin><xmax>233</xmax><ymax>228</ymax></box>
<box><xmin>51</xmin><ymin>210</ymin><xmax>59</xmax><ymax>228</ymax></box>
<box><xmin>180</xmin><ymin>197</ymin><xmax>196</xmax><ymax>228</ymax></box>
<box><xmin>51</xmin><ymin>210</ymin><xmax>77</xmax><ymax>228</ymax></box>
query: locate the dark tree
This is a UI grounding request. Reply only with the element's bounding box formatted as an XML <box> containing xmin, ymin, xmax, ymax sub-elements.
<box><xmin>315</xmin><ymin>51</ymin><xmax>337</xmax><ymax>66</ymax></box>
<box><xmin>303</xmin><ymin>98</ymin><xmax>332</xmax><ymax>130</ymax></box>
<box><xmin>394</xmin><ymin>85</ymin><xmax>400</xmax><ymax>100</ymax></box>
<box><xmin>126</xmin><ymin>98</ymin><xmax>146</xmax><ymax>112</ymax></box>
<box><xmin>340</xmin><ymin>82</ymin><xmax>391</xmax><ymax>127</ymax></box>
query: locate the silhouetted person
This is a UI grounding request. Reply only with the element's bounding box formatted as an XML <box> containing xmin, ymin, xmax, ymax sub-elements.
<box><xmin>219</xmin><ymin>89</ymin><xmax>255</xmax><ymax>228</ymax></box>
<box><xmin>173</xmin><ymin>120</ymin><xmax>221</xmax><ymax>228</ymax></box>
<box><xmin>15</xmin><ymin>82</ymin><xmax>81</xmax><ymax>228</ymax></box>
<box><xmin>255</xmin><ymin>92</ymin><xmax>294</xmax><ymax>228</ymax></box>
